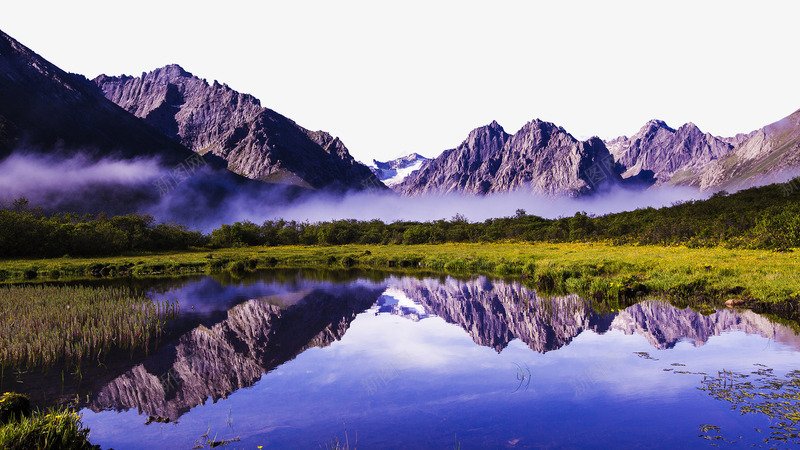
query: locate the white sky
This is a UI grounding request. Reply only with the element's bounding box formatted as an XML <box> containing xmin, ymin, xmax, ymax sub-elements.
<box><xmin>3</xmin><ymin>1</ymin><xmax>799</xmax><ymax>163</ymax></box>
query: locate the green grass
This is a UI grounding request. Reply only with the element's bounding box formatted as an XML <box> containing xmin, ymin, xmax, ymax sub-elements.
<box><xmin>0</xmin><ymin>393</ymin><xmax>96</xmax><ymax>449</ymax></box>
<box><xmin>0</xmin><ymin>285</ymin><xmax>177</xmax><ymax>369</ymax></box>
<box><xmin>1</xmin><ymin>242</ymin><xmax>798</xmax><ymax>303</ymax></box>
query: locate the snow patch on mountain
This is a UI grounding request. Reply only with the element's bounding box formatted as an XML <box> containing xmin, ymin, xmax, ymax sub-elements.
<box><xmin>368</xmin><ymin>153</ymin><xmax>430</xmax><ymax>187</ymax></box>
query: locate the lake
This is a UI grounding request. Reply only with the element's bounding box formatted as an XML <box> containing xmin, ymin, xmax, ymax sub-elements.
<box><xmin>7</xmin><ymin>270</ymin><xmax>800</xmax><ymax>448</ymax></box>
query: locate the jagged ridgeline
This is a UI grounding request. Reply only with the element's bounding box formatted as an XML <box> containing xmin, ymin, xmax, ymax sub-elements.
<box><xmin>93</xmin><ymin>65</ymin><xmax>384</xmax><ymax>191</ymax></box>
<box><xmin>607</xmin><ymin>111</ymin><xmax>800</xmax><ymax>190</ymax></box>
<box><xmin>0</xmin><ymin>28</ymin><xmax>384</xmax><ymax>224</ymax></box>
<box><xmin>0</xmin><ymin>29</ymin><xmax>296</xmax><ymax>218</ymax></box>
<box><xmin>397</xmin><ymin>108</ymin><xmax>800</xmax><ymax>196</ymax></box>
<box><xmin>398</xmin><ymin>120</ymin><xmax>622</xmax><ymax>196</ymax></box>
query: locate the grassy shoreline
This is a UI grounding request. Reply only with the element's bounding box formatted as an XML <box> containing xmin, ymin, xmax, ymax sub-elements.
<box><xmin>1</xmin><ymin>242</ymin><xmax>799</xmax><ymax>304</ymax></box>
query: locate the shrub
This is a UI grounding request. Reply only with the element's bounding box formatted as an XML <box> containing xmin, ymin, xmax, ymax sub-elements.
<box><xmin>229</xmin><ymin>260</ymin><xmax>247</xmax><ymax>274</ymax></box>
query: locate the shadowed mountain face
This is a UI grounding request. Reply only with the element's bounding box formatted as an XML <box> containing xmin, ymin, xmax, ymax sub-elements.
<box><xmin>89</xmin><ymin>284</ymin><xmax>384</xmax><ymax>419</ymax></box>
<box><xmin>398</xmin><ymin>120</ymin><xmax>622</xmax><ymax>196</ymax></box>
<box><xmin>94</xmin><ymin>65</ymin><xmax>385</xmax><ymax>192</ymax></box>
<box><xmin>0</xmin><ymin>29</ymin><xmax>304</xmax><ymax>217</ymax></box>
<box><xmin>0</xmin><ymin>31</ymin><xmax>192</xmax><ymax>165</ymax></box>
<box><xmin>606</xmin><ymin>120</ymin><xmax>733</xmax><ymax>185</ymax></box>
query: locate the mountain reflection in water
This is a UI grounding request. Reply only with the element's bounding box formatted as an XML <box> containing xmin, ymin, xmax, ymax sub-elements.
<box><xmin>85</xmin><ymin>273</ymin><xmax>800</xmax><ymax>426</ymax></box>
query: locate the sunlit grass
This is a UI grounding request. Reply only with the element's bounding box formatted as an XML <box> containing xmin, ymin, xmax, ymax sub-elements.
<box><xmin>0</xmin><ymin>242</ymin><xmax>798</xmax><ymax>302</ymax></box>
<box><xmin>0</xmin><ymin>392</ymin><xmax>96</xmax><ymax>449</ymax></box>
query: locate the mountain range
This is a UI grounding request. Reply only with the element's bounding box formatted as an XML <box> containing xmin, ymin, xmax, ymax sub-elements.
<box><xmin>94</xmin><ymin>65</ymin><xmax>383</xmax><ymax>191</ymax></box>
<box><xmin>1</xmin><ymin>26</ymin><xmax>799</xmax><ymax>208</ymax></box>
<box><xmin>392</xmin><ymin>109</ymin><xmax>800</xmax><ymax>196</ymax></box>
<box><xmin>397</xmin><ymin>120</ymin><xmax>622</xmax><ymax>196</ymax></box>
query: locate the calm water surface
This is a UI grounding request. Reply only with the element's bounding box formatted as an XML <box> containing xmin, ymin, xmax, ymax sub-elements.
<box><xmin>22</xmin><ymin>271</ymin><xmax>800</xmax><ymax>448</ymax></box>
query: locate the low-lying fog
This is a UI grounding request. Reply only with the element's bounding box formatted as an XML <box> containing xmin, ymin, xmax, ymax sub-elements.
<box><xmin>6</xmin><ymin>152</ymin><xmax>795</xmax><ymax>231</ymax></box>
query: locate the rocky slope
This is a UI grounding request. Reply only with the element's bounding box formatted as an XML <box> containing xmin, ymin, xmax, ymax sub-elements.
<box><xmin>94</xmin><ymin>65</ymin><xmax>384</xmax><ymax>191</ymax></box>
<box><xmin>398</xmin><ymin>120</ymin><xmax>622</xmax><ymax>196</ymax></box>
<box><xmin>0</xmin><ymin>30</ymin><xmax>194</xmax><ymax>165</ymax></box>
<box><xmin>369</xmin><ymin>153</ymin><xmax>430</xmax><ymax>186</ymax></box>
<box><xmin>606</xmin><ymin>120</ymin><xmax>733</xmax><ymax>184</ymax></box>
<box><xmin>0</xmin><ymin>29</ymin><xmax>285</xmax><ymax>216</ymax></box>
<box><xmin>673</xmin><ymin>108</ymin><xmax>800</xmax><ymax>190</ymax></box>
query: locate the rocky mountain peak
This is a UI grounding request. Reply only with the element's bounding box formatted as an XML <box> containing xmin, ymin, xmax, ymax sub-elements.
<box><xmin>608</xmin><ymin>119</ymin><xmax>733</xmax><ymax>184</ymax></box>
<box><xmin>644</xmin><ymin>119</ymin><xmax>675</xmax><ymax>133</ymax></box>
<box><xmin>487</xmin><ymin>119</ymin><xmax>504</xmax><ymax>131</ymax></box>
<box><xmin>151</xmin><ymin>63</ymin><xmax>191</xmax><ymax>80</ymax></box>
<box><xmin>94</xmin><ymin>65</ymin><xmax>383</xmax><ymax>191</ymax></box>
<box><xmin>677</xmin><ymin>107</ymin><xmax>800</xmax><ymax>190</ymax></box>
<box><xmin>398</xmin><ymin>119</ymin><xmax>621</xmax><ymax>196</ymax></box>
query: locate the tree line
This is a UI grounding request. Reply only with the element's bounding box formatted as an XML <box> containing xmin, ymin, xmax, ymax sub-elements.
<box><xmin>2</xmin><ymin>178</ymin><xmax>800</xmax><ymax>258</ymax></box>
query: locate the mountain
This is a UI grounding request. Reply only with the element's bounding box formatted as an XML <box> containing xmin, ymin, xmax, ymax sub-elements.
<box><xmin>606</xmin><ymin>120</ymin><xmax>733</xmax><ymax>184</ymax></box>
<box><xmin>673</xmin><ymin>109</ymin><xmax>800</xmax><ymax>190</ymax></box>
<box><xmin>94</xmin><ymin>65</ymin><xmax>384</xmax><ymax>191</ymax></box>
<box><xmin>0</xmin><ymin>30</ymin><xmax>194</xmax><ymax>165</ymax></box>
<box><xmin>369</xmin><ymin>153</ymin><xmax>430</xmax><ymax>187</ymax></box>
<box><xmin>611</xmin><ymin>300</ymin><xmax>800</xmax><ymax>350</ymax></box>
<box><xmin>0</xmin><ymin>28</ymin><xmax>286</xmax><ymax>217</ymax></box>
<box><xmin>398</xmin><ymin>120</ymin><xmax>622</xmax><ymax>196</ymax></box>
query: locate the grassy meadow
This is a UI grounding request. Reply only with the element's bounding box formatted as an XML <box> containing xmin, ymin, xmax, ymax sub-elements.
<box><xmin>1</xmin><ymin>242</ymin><xmax>798</xmax><ymax>304</ymax></box>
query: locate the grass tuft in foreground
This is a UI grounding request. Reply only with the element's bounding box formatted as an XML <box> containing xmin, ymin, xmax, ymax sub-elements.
<box><xmin>0</xmin><ymin>392</ymin><xmax>97</xmax><ymax>449</ymax></box>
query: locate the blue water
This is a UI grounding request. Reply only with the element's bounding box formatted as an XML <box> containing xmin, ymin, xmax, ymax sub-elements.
<box><xmin>74</xmin><ymin>272</ymin><xmax>800</xmax><ymax>449</ymax></box>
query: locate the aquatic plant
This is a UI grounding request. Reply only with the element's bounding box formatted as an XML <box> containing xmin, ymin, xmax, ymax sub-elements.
<box><xmin>324</xmin><ymin>421</ymin><xmax>357</xmax><ymax>450</ymax></box>
<box><xmin>0</xmin><ymin>285</ymin><xmax>177</xmax><ymax>370</ymax></box>
<box><xmin>698</xmin><ymin>366</ymin><xmax>800</xmax><ymax>445</ymax></box>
